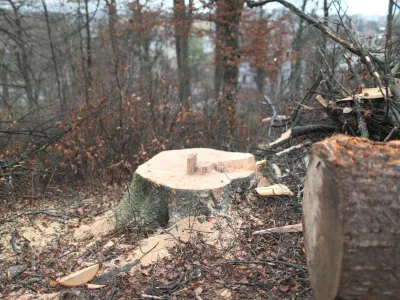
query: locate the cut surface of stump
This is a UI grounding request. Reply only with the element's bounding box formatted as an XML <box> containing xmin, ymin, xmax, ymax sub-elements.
<box><xmin>115</xmin><ymin>148</ymin><xmax>256</xmax><ymax>228</ymax></box>
<box><xmin>302</xmin><ymin>135</ymin><xmax>400</xmax><ymax>300</ymax></box>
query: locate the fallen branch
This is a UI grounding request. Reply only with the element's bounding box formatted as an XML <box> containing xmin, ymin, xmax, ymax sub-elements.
<box><xmin>269</xmin><ymin>129</ymin><xmax>291</xmax><ymax>148</ymax></box>
<box><xmin>10</xmin><ymin>230</ymin><xmax>22</xmax><ymax>255</ymax></box>
<box><xmin>90</xmin><ymin>260</ymin><xmax>139</xmax><ymax>285</ymax></box>
<box><xmin>261</xmin><ymin>115</ymin><xmax>290</xmax><ymax>124</ymax></box>
<box><xmin>291</xmin><ymin>124</ymin><xmax>339</xmax><ymax>138</ymax></box>
<box><xmin>24</xmin><ymin>210</ymin><xmax>80</xmax><ymax>220</ymax></box>
<box><xmin>269</xmin><ymin>125</ymin><xmax>338</xmax><ymax>149</ymax></box>
<box><xmin>275</xmin><ymin>142</ymin><xmax>309</xmax><ymax>157</ymax></box>
<box><xmin>253</xmin><ymin>223</ymin><xmax>303</xmax><ymax>235</ymax></box>
<box><xmin>141</xmin><ymin>295</ymin><xmax>166</xmax><ymax>299</ymax></box>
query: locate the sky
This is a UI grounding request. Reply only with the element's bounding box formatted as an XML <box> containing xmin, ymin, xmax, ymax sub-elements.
<box><xmin>320</xmin><ymin>0</ymin><xmax>389</xmax><ymax>16</ymax></box>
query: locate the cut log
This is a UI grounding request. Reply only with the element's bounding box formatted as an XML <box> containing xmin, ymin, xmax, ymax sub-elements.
<box><xmin>115</xmin><ymin>148</ymin><xmax>256</xmax><ymax>228</ymax></box>
<box><xmin>302</xmin><ymin>135</ymin><xmax>400</xmax><ymax>300</ymax></box>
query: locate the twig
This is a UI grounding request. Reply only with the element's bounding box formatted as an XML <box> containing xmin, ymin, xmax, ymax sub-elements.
<box><xmin>20</xmin><ymin>210</ymin><xmax>79</xmax><ymax>220</ymax></box>
<box><xmin>10</xmin><ymin>229</ymin><xmax>22</xmax><ymax>254</ymax></box>
<box><xmin>223</xmin><ymin>259</ymin><xmax>307</xmax><ymax>272</ymax></box>
<box><xmin>384</xmin><ymin>126</ymin><xmax>398</xmax><ymax>142</ymax></box>
<box><xmin>141</xmin><ymin>294</ymin><xmax>166</xmax><ymax>299</ymax></box>
<box><xmin>275</xmin><ymin>142</ymin><xmax>309</xmax><ymax>157</ymax></box>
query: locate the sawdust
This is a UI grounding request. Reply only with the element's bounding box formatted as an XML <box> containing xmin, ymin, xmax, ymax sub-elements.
<box><xmin>21</xmin><ymin>220</ymin><xmax>62</xmax><ymax>250</ymax></box>
<box><xmin>73</xmin><ymin>210</ymin><xmax>115</xmax><ymax>242</ymax></box>
<box><xmin>0</xmin><ymin>218</ymin><xmax>62</xmax><ymax>259</ymax></box>
<box><xmin>102</xmin><ymin>215</ymin><xmax>242</xmax><ymax>273</ymax></box>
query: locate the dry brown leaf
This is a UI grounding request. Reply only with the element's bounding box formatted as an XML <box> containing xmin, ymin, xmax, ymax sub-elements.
<box><xmin>56</xmin><ymin>264</ymin><xmax>100</xmax><ymax>287</ymax></box>
<box><xmin>49</xmin><ymin>279</ymin><xmax>59</xmax><ymax>287</ymax></box>
<box><xmin>256</xmin><ymin>220</ymin><xmax>265</xmax><ymax>227</ymax></box>
<box><xmin>279</xmin><ymin>284</ymin><xmax>290</xmax><ymax>292</ymax></box>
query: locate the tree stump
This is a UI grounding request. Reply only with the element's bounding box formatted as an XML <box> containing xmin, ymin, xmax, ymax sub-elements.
<box><xmin>115</xmin><ymin>148</ymin><xmax>256</xmax><ymax>228</ymax></box>
<box><xmin>303</xmin><ymin>135</ymin><xmax>400</xmax><ymax>300</ymax></box>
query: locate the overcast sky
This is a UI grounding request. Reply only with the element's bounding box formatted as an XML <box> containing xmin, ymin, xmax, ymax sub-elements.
<box><xmin>344</xmin><ymin>0</ymin><xmax>388</xmax><ymax>15</ymax></box>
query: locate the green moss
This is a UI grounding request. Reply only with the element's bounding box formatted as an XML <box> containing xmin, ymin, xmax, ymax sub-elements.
<box><xmin>115</xmin><ymin>172</ymin><xmax>254</xmax><ymax>229</ymax></box>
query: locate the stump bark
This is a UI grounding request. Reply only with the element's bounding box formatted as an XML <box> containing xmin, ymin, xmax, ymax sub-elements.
<box><xmin>115</xmin><ymin>148</ymin><xmax>256</xmax><ymax>228</ymax></box>
<box><xmin>302</xmin><ymin>135</ymin><xmax>400</xmax><ymax>300</ymax></box>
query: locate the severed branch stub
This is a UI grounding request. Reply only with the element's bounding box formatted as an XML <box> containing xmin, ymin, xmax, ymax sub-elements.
<box><xmin>186</xmin><ymin>153</ymin><xmax>197</xmax><ymax>175</ymax></box>
<box><xmin>303</xmin><ymin>135</ymin><xmax>400</xmax><ymax>300</ymax></box>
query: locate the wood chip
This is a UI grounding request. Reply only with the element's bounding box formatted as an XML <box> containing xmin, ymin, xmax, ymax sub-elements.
<box><xmin>255</xmin><ymin>184</ymin><xmax>293</xmax><ymax>197</ymax></box>
<box><xmin>56</xmin><ymin>264</ymin><xmax>100</xmax><ymax>287</ymax></box>
<box><xmin>87</xmin><ymin>283</ymin><xmax>106</xmax><ymax>289</ymax></box>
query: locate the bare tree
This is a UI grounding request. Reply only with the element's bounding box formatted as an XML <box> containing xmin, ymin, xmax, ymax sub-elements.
<box><xmin>42</xmin><ymin>0</ymin><xmax>64</xmax><ymax>110</ymax></box>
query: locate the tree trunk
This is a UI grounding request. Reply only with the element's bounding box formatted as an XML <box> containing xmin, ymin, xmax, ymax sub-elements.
<box><xmin>10</xmin><ymin>1</ymin><xmax>36</xmax><ymax>110</ymax></box>
<box><xmin>84</xmin><ymin>0</ymin><xmax>92</xmax><ymax>103</ymax></box>
<box><xmin>214</xmin><ymin>1</ymin><xmax>224</xmax><ymax>101</ymax></box>
<box><xmin>215</xmin><ymin>0</ymin><xmax>244</xmax><ymax>136</ymax></box>
<box><xmin>42</xmin><ymin>0</ymin><xmax>64</xmax><ymax>110</ymax></box>
<box><xmin>115</xmin><ymin>148</ymin><xmax>255</xmax><ymax>228</ymax></box>
<box><xmin>289</xmin><ymin>0</ymin><xmax>307</xmax><ymax>100</ymax></box>
<box><xmin>174</xmin><ymin>0</ymin><xmax>192</xmax><ymax>108</ymax></box>
<box><xmin>303</xmin><ymin>135</ymin><xmax>400</xmax><ymax>300</ymax></box>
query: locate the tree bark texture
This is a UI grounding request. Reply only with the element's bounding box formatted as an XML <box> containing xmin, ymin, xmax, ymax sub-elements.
<box><xmin>174</xmin><ymin>0</ymin><xmax>192</xmax><ymax>108</ymax></box>
<box><xmin>302</xmin><ymin>134</ymin><xmax>400</xmax><ymax>300</ymax></box>
<box><xmin>115</xmin><ymin>148</ymin><xmax>255</xmax><ymax>228</ymax></box>
<box><xmin>215</xmin><ymin>0</ymin><xmax>244</xmax><ymax>135</ymax></box>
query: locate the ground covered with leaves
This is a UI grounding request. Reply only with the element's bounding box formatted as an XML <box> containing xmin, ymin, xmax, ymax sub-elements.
<box><xmin>0</xmin><ymin>152</ymin><xmax>311</xmax><ymax>300</ymax></box>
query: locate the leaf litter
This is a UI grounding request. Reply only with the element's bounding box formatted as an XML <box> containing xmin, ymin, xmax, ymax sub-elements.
<box><xmin>0</xmin><ymin>173</ymin><xmax>311</xmax><ymax>299</ymax></box>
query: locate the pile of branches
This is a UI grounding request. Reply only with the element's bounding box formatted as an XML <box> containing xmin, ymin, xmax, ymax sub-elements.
<box><xmin>248</xmin><ymin>0</ymin><xmax>400</xmax><ymax>148</ymax></box>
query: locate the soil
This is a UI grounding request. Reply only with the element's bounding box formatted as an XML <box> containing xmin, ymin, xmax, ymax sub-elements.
<box><xmin>0</xmin><ymin>150</ymin><xmax>312</xmax><ymax>300</ymax></box>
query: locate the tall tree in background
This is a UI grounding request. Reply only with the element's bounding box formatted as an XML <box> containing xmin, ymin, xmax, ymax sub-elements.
<box><xmin>8</xmin><ymin>0</ymin><xmax>37</xmax><ymax>110</ymax></box>
<box><xmin>214</xmin><ymin>0</ymin><xmax>244</xmax><ymax>135</ymax></box>
<box><xmin>84</xmin><ymin>0</ymin><xmax>92</xmax><ymax>103</ymax></box>
<box><xmin>288</xmin><ymin>0</ymin><xmax>307</xmax><ymax>100</ymax></box>
<box><xmin>42</xmin><ymin>0</ymin><xmax>64</xmax><ymax>110</ymax></box>
<box><xmin>174</xmin><ymin>0</ymin><xmax>193</xmax><ymax>108</ymax></box>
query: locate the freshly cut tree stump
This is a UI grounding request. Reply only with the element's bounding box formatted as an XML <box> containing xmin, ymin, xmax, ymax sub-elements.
<box><xmin>303</xmin><ymin>135</ymin><xmax>400</xmax><ymax>300</ymax></box>
<box><xmin>115</xmin><ymin>148</ymin><xmax>256</xmax><ymax>228</ymax></box>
